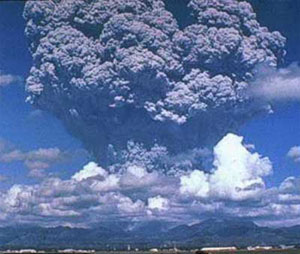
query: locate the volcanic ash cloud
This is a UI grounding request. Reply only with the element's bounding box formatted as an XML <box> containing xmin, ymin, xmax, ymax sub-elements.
<box><xmin>24</xmin><ymin>0</ymin><xmax>285</xmax><ymax>170</ymax></box>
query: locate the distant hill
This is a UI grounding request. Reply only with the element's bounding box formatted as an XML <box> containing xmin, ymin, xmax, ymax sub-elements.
<box><xmin>0</xmin><ymin>219</ymin><xmax>299</xmax><ymax>249</ymax></box>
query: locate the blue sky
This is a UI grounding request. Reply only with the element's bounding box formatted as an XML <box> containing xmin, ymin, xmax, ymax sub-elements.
<box><xmin>0</xmin><ymin>2</ymin><xmax>89</xmax><ymax>188</ymax></box>
<box><xmin>0</xmin><ymin>0</ymin><xmax>299</xmax><ymax>227</ymax></box>
<box><xmin>240</xmin><ymin>0</ymin><xmax>300</xmax><ymax>186</ymax></box>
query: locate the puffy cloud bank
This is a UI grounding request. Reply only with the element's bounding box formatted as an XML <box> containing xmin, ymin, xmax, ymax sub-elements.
<box><xmin>23</xmin><ymin>0</ymin><xmax>286</xmax><ymax>168</ymax></box>
<box><xmin>0</xmin><ymin>133</ymin><xmax>299</xmax><ymax>227</ymax></box>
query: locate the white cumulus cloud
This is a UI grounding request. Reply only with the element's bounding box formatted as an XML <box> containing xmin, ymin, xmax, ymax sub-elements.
<box><xmin>72</xmin><ymin>162</ymin><xmax>107</xmax><ymax>181</ymax></box>
<box><xmin>251</xmin><ymin>63</ymin><xmax>300</xmax><ymax>101</ymax></box>
<box><xmin>180</xmin><ymin>170</ymin><xmax>209</xmax><ymax>198</ymax></box>
<box><xmin>287</xmin><ymin>146</ymin><xmax>300</xmax><ymax>163</ymax></box>
<box><xmin>148</xmin><ymin>196</ymin><xmax>169</xmax><ymax>211</ymax></box>
<box><xmin>210</xmin><ymin>133</ymin><xmax>272</xmax><ymax>201</ymax></box>
<box><xmin>180</xmin><ymin>133</ymin><xmax>272</xmax><ymax>201</ymax></box>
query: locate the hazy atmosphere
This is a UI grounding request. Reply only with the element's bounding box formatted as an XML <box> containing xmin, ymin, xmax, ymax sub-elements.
<box><xmin>0</xmin><ymin>0</ymin><xmax>299</xmax><ymax>235</ymax></box>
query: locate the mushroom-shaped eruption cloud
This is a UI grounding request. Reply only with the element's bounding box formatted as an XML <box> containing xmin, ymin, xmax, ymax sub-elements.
<box><xmin>24</xmin><ymin>0</ymin><xmax>285</xmax><ymax>169</ymax></box>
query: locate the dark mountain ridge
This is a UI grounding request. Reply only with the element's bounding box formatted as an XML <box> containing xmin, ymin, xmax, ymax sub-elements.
<box><xmin>0</xmin><ymin>219</ymin><xmax>299</xmax><ymax>250</ymax></box>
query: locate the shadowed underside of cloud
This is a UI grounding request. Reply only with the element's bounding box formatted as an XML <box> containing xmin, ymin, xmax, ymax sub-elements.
<box><xmin>23</xmin><ymin>0</ymin><xmax>285</xmax><ymax>168</ymax></box>
<box><xmin>0</xmin><ymin>133</ymin><xmax>299</xmax><ymax>227</ymax></box>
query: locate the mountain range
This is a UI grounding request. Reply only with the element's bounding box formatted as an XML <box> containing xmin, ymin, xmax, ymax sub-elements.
<box><xmin>0</xmin><ymin>219</ymin><xmax>300</xmax><ymax>250</ymax></box>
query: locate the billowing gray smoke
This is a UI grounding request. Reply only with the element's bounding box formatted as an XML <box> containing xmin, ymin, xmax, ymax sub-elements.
<box><xmin>24</xmin><ymin>0</ymin><xmax>285</xmax><ymax>169</ymax></box>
